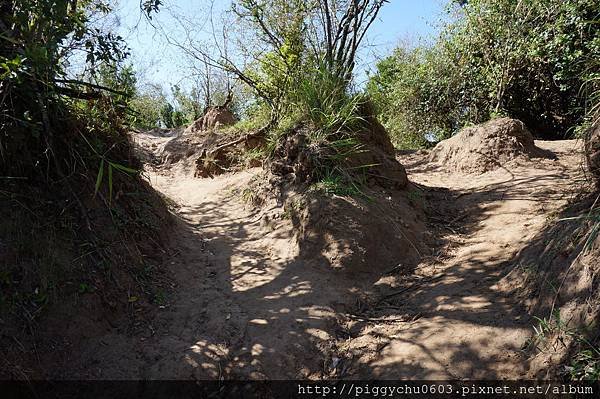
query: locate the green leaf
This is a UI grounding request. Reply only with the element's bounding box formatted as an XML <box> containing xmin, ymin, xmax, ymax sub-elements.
<box><xmin>108</xmin><ymin>163</ymin><xmax>113</xmax><ymax>203</ymax></box>
<box><xmin>94</xmin><ymin>159</ymin><xmax>104</xmax><ymax>196</ymax></box>
<box><xmin>109</xmin><ymin>162</ymin><xmax>138</xmax><ymax>174</ymax></box>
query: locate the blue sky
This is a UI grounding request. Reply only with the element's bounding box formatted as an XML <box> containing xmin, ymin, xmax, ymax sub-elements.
<box><xmin>115</xmin><ymin>0</ymin><xmax>449</xmax><ymax>91</ymax></box>
<box><xmin>357</xmin><ymin>0</ymin><xmax>449</xmax><ymax>83</ymax></box>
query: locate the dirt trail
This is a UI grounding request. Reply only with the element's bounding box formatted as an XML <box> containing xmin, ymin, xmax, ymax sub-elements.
<box><xmin>144</xmin><ymin>169</ymin><xmax>348</xmax><ymax>379</ymax></box>
<box><xmin>56</xmin><ymin>139</ymin><xmax>583</xmax><ymax>379</ymax></box>
<box><xmin>69</xmin><ymin>168</ymin><xmax>376</xmax><ymax>379</ymax></box>
<box><xmin>350</xmin><ymin>140</ymin><xmax>583</xmax><ymax>379</ymax></box>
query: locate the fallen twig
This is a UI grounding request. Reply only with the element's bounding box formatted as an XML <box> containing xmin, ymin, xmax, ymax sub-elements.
<box><xmin>378</xmin><ymin>273</ymin><xmax>444</xmax><ymax>302</ymax></box>
<box><xmin>344</xmin><ymin>312</ymin><xmax>422</xmax><ymax>323</ymax></box>
<box><xmin>383</xmin><ymin>263</ymin><xmax>404</xmax><ymax>275</ymax></box>
<box><xmin>449</xmin><ymin>213</ymin><xmax>468</xmax><ymax>224</ymax></box>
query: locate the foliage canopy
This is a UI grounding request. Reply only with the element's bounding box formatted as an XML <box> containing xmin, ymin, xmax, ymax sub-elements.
<box><xmin>367</xmin><ymin>0</ymin><xmax>600</xmax><ymax>148</ymax></box>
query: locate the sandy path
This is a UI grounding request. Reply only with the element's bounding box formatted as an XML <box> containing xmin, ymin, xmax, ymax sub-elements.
<box><xmin>133</xmin><ymin>169</ymin><xmax>363</xmax><ymax>379</ymax></box>
<box><xmin>357</xmin><ymin>140</ymin><xmax>583</xmax><ymax>379</ymax></box>
<box><xmin>57</xmin><ymin>139</ymin><xmax>583</xmax><ymax>379</ymax></box>
<box><xmin>147</xmin><ymin>140</ymin><xmax>583</xmax><ymax>379</ymax></box>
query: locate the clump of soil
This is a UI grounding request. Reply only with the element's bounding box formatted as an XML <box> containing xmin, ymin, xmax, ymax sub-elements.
<box><xmin>131</xmin><ymin>107</ymin><xmax>249</xmax><ymax>177</ymax></box>
<box><xmin>269</xmin><ymin>116</ymin><xmax>408</xmax><ymax>189</ymax></box>
<box><xmin>429</xmin><ymin>118</ymin><xmax>555</xmax><ymax>173</ymax></box>
<box><xmin>186</xmin><ymin>106</ymin><xmax>237</xmax><ymax>134</ymax></box>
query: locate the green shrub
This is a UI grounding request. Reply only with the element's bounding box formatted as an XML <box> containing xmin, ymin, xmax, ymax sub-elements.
<box><xmin>367</xmin><ymin>0</ymin><xmax>600</xmax><ymax>147</ymax></box>
<box><xmin>294</xmin><ymin>61</ymin><xmax>365</xmax><ymax>139</ymax></box>
<box><xmin>366</xmin><ymin>46</ymin><xmax>463</xmax><ymax>148</ymax></box>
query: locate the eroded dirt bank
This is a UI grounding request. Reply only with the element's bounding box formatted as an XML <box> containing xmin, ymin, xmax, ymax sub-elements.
<box><xmin>45</xmin><ymin>139</ymin><xmax>583</xmax><ymax>379</ymax></box>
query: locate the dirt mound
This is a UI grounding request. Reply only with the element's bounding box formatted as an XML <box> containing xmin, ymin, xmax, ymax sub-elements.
<box><xmin>131</xmin><ymin>127</ymin><xmax>183</xmax><ymax>165</ymax></box>
<box><xmin>269</xmin><ymin>118</ymin><xmax>408</xmax><ymax>189</ymax></box>
<box><xmin>162</xmin><ymin>130</ymin><xmax>220</xmax><ymax>164</ymax></box>
<box><xmin>161</xmin><ymin>108</ymin><xmax>238</xmax><ymax>165</ymax></box>
<box><xmin>186</xmin><ymin>106</ymin><xmax>237</xmax><ymax>134</ymax></box>
<box><xmin>429</xmin><ymin>118</ymin><xmax>555</xmax><ymax>173</ymax></box>
<box><xmin>293</xmin><ymin>189</ymin><xmax>424</xmax><ymax>273</ymax></box>
<box><xmin>354</xmin><ymin>114</ymin><xmax>408</xmax><ymax>188</ymax></box>
<box><xmin>257</xmin><ymin>178</ymin><xmax>426</xmax><ymax>274</ymax></box>
<box><xmin>241</xmin><ymin>117</ymin><xmax>417</xmax><ymax>276</ymax></box>
<box><xmin>131</xmin><ymin>122</ymin><xmax>248</xmax><ymax>178</ymax></box>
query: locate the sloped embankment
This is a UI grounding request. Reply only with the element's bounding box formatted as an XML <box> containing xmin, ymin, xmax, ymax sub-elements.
<box><xmin>500</xmin><ymin>188</ymin><xmax>600</xmax><ymax>379</ymax></box>
<box><xmin>0</xmin><ymin>145</ymin><xmax>173</xmax><ymax>379</ymax></box>
<box><xmin>429</xmin><ymin>118</ymin><xmax>556</xmax><ymax>174</ymax></box>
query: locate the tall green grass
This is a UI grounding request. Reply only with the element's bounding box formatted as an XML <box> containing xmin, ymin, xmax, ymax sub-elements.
<box><xmin>288</xmin><ymin>60</ymin><xmax>371</xmax><ymax>195</ymax></box>
<box><xmin>294</xmin><ymin>61</ymin><xmax>365</xmax><ymax>139</ymax></box>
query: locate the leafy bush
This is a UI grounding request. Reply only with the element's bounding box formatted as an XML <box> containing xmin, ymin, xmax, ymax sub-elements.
<box><xmin>128</xmin><ymin>84</ymin><xmax>199</xmax><ymax>129</ymax></box>
<box><xmin>1</xmin><ymin>0</ymin><xmax>129</xmax><ymax>178</ymax></box>
<box><xmin>367</xmin><ymin>0</ymin><xmax>600</xmax><ymax>147</ymax></box>
<box><xmin>366</xmin><ymin>46</ymin><xmax>464</xmax><ymax>148</ymax></box>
